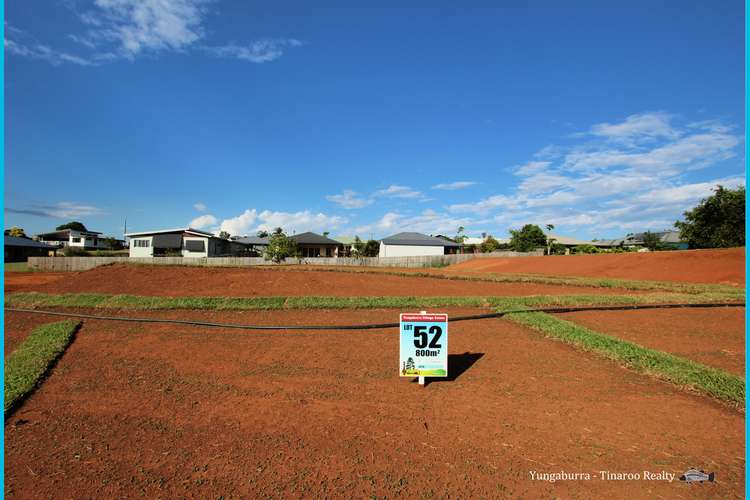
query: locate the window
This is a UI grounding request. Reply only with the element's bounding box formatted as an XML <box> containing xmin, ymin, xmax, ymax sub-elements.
<box><xmin>133</xmin><ymin>239</ymin><xmax>150</xmax><ymax>247</ymax></box>
<box><xmin>185</xmin><ymin>240</ymin><xmax>205</xmax><ymax>252</ymax></box>
<box><xmin>72</xmin><ymin>237</ymin><xmax>81</xmax><ymax>243</ymax></box>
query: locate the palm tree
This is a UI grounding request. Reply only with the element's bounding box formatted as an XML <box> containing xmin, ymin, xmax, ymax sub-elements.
<box><xmin>545</xmin><ymin>224</ymin><xmax>555</xmax><ymax>255</ymax></box>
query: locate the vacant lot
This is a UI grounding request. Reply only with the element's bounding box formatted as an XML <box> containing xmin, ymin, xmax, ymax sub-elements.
<box><xmin>559</xmin><ymin>307</ymin><xmax>745</xmax><ymax>376</ymax></box>
<box><xmin>4</xmin><ymin>309</ymin><xmax>744</xmax><ymax>498</ymax></box>
<box><xmin>449</xmin><ymin>248</ymin><xmax>745</xmax><ymax>286</ymax></box>
<box><xmin>4</xmin><ymin>250</ymin><xmax>744</xmax><ymax>498</ymax></box>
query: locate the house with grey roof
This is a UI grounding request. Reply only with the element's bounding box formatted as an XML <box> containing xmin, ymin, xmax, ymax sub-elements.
<box><xmin>4</xmin><ymin>235</ymin><xmax>55</xmax><ymax>262</ymax></box>
<box><xmin>125</xmin><ymin>227</ymin><xmax>251</xmax><ymax>258</ymax></box>
<box><xmin>379</xmin><ymin>232</ymin><xmax>461</xmax><ymax>257</ymax></box>
<box><xmin>289</xmin><ymin>232</ymin><xmax>344</xmax><ymax>258</ymax></box>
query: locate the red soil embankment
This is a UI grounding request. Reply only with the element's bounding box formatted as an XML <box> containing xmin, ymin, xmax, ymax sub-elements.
<box><xmin>449</xmin><ymin>248</ymin><xmax>745</xmax><ymax>285</ymax></box>
<box><xmin>6</xmin><ymin>264</ymin><xmax>641</xmax><ymax>297</ymax></box>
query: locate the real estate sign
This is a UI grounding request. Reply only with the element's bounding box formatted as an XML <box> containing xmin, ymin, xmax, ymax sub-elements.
<box><xmin>399</xmin><ymin>313</ymin><xmax>448</xmax><ymax>377</ymax></box>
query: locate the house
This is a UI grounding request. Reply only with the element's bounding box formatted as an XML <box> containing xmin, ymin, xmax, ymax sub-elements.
<box><xmin>125</xmin><ymin>228</ymin><xmax>250</xmax><ymax>257</ymax></box>
<box><xmin>332</xmin><ymin>236</ymin><xmax>356</xmax><ymax>257</ymax></box>
<box><xmin>36</xmin><ymin>228</ymin><xmax>115</xmax><ymax>250</ymax></box>
<box><xmin>289</xmin><ymin>232</ymin><xmax>343</xmax><ymax>258</ymax></box>
<box><xmin>233</xmin><ymin>235</ymin><xmax>270</xmax><ymax>255</ymax></box>
<box><xmin>597</xmin><ymin>230</ymin><xmax>688</xmax><ymax>250</ymax></box>
<box><xmin>545</xmin><ymin>233</ymin><xmax>604</xmax><ymax>248</ymax></box>
<box><xmin>379</xmin><ymin>232</ymin><xmax>461</xmax><ymax>257</ymax></box>
<box><xmin>4</xmin><ymin>235</ymin><xmax>55</xmax><ymax>262</ymax></box>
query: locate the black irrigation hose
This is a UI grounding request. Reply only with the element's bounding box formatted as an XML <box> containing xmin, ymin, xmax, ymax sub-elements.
<box><xmin>4</xmin><ymin>302</ymin><xmax>745</xmax><ymax>332</ymax></box>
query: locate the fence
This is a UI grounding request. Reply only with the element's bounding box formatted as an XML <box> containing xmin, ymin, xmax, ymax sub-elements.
<box><xmin>27</xmin><ymin>250</ymin><xmax>544</xmax><ymax>272</ymax></box>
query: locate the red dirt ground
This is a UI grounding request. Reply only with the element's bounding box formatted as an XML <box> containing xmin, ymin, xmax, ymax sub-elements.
<box><xmin>449</xmin><ymin>248</ymin><xmax>745</xmax><ymax>286</ymax></box>
<box><xmin>5</xmin><ymin>264</ymin><xmax>642</xmax><ymax>297</ymax></box>
<box><xmin>558</xmin><ymin>307</ymin><xmax>746</xmax><ymax>376</ymax></box>
<box><xmin>5</xmin><ymin>309</ymin><xmax>743</xmax><ymax>498</ymax></box>
<box><xmin>3</xmin><ymin>314</ymin><xmax>64</xmax><ymax>357</ymax></box>
<box><xmin>4</xmin><ymin>272</ymin><xmax>66</xmax><ymax>293</ymax></box>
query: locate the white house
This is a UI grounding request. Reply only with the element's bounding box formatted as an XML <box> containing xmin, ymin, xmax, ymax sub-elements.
<box><xmin>36</xmin><ymin>228</ymin><xmax>113</xmax><ymax>249</ymax></box>
<box><xmin>379</xmin><ymin>232</ymin><xmax>461</xmax><ymax>257</ymax></box>
<box><xmin>125</xmin><ymin>227</ymin><xmax>249</xmax><ymax>258</ymax></box>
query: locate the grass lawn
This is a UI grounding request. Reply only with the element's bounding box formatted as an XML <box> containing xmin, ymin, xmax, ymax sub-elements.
<box><xmin>5</xmin><ymin>291</ymin><xmax>744</xmax><ymax>311</ymax></box>
<box><xmin>5</xmin><ymin>320</ymin><xmax>81</xmax><ymax>415</ymax></box>
<box><xmin>4</xmin><ymin>262</ymin><xmax>32</xmax><ymax>273</ymax></box>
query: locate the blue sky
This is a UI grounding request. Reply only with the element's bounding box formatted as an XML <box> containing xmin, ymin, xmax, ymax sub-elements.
<box><xmin>5</xmin><ymin>0</ymin><xmax>745</xmax><ymax>240</ymax></box>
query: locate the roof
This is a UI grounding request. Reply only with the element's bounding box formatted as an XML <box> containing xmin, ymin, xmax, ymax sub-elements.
<box><xmin>125</xmin><ymin>227</ymin><xmax>215</xmax><ymax>238</ymax></box>
<box><xmin>333</xmin><ymin>236</ymin><xmax>356</xmax><ymax>245</ymax></box>
<box><xmin>5</xmin><ymin>236</ymin><xmax>54</xmax><ymax>248</ymax></box>
<box><xmin>545</xmin><ymin>233</ymin><xmax>599</xmax><ymax>246</ymax></box>
<box><xmin>380</xmin><ymin>232</ymin><xmax>461</xmax><ymax>247</ymax></box>
<box><xmin>235</xmin><ymin>235</ymin><xmax>270</xmax><ymax>245</ymax></box>
<box><xmin>36</xmin><ymin>229</ymin><xmax>102</xmax><ymax>239</ymax></box>
<box><xmin>289</xmin><ymin>232</ymin><xmax>343</xmax><ymax>245</ymax></box>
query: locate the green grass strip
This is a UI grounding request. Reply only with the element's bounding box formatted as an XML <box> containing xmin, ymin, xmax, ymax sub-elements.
<box><xmin>5</xmin><ymin>291</ymin><xmax>743</xmax><ymax>311</ymax></box>
<box><xmin>506</xmin><ymin>311</ymin><xmax>745</xmax><ymax>408</ymax></box>
<box><xmin>5</xmin><ymin>320</ymin><xmax>80</xmax><ymax>415</ymax></box>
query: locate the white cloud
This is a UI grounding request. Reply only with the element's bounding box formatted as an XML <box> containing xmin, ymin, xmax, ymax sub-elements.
<box><xmin>217</xmin><ymin>208</ymin><xmax>346</xmax><ymax>236</ymax></box>
<box><xmin>7</xmin><ymin>3</ymin><xmax>304</xmax><ymax>65</ymax></box>
<box><xmin>193</xmin><ymin>202</ymin><xmax>207</xmax><ymax>211</ymax></box>
<box><xmin>254</xmin><ymin>210</ymin><xmax>346</xmax><ymax>234</ymax></box>
<box><xmin>5</xmin><ymin>31</ymin><xmax>93</xmax><ymax>66</ymax></box>
<box><xmin>81</xmin><ymin>0</ymin><xmax>208</xmax><ymax>59</ymax></box>
<box><xmin>373</xmin><ymin>185</ymin><xmax>423</xmax><ymax>199</ymax></box>
<box><xmin>189</xmin><ymin>214</ymin><xmax>217</xmax><ymax>229</ymax></box>
<box><xmin>513</xmin><ymin>161</ymin><xmax>551</xmax><ymax>176</ymax></box>
<box><xmin>448</xmin><ymin>112</ymin><xmax>743</xmax><ymax>239</ymax></box>
<box><xmin>590</xmin><ymin>112</ymin><xmax>679</xmax><ymax>143</ymax></box>
<box><xmin>325</xmin><ymin>190</ymin><xmax>373</xmax><ymax>209</ymax></box>
<box><xmin>354</xmin><ymin>210</ymin><xmax>479</xmax><ymax>237</ymax></box>
<box><xmin>218</xmin><ymin>209</ymin><xmax>258</xmax><ymax>236</ymax></box>
<box><xmin>6</xmin><ymin>201</ymin><xmax>105</xmax><ymax>218</ymax></box>
<box><xmin>207</xmin><ymin>39</ymin><xmax>303</xmax><ymax>63</ymax></box>
<box><xmin>431</xmin><ymin>181</ymin><xmax>476</xmax><ymax>190</ymax></box>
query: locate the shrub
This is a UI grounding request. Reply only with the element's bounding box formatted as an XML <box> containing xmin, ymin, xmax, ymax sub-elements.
<box><xmin>571</xmin><ymin>244</ymin><xmax>599</xmax><ymax>254</ymax></box>
<box><xmin>62</xmin><ymin>246</ymin><xmax>89</xmax><ymax>257</ymax></box>
<box><xmin>362</xmin><ymin>240</ymin><xmax>380</xmax><ymax>257</ymax></box>
<box><xmin>480</xmin><ymin>236</ymin><xmax>501</xmax><ymax>253</ymax></box>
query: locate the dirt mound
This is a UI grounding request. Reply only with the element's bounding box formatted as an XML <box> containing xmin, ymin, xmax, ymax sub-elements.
<box><xmin>8</xmin><ymin>264</ymin><xmax>642</xmax><ymax>297</ymax></box>
<box><xmin>450</xmin><ymin>248</ymin><xmax>745</xmax><ymax>285</ymax></box>
<box><xmin>5</xmin><ymin>309</ymin><xmax>744</xmax><ymax>497</ymax></box>
<box><xmin>4</xmin><ymin>272</ymin><xmax>67</xmax><ymax>293</ymax></box>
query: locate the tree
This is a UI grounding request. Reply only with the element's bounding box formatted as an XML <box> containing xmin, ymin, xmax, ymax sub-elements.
<box><xmin>675</xmin><ymin>185</ymin><xmax>745</xmax><ymax>248</ymax></box>
<box><xmin>352</xmin><ymin>235</ymin><xmax>365</xmax><ymax>257</ymax></box>
<box><xmin>5</xmin><ymin>226</ymin><xmax>27</xmax><ymax>238</ymax></box>
<box><xmin>509</xmin><ymin>224</ymin><xmax>547</xmax><ymax>252</ymax></box>
<box><xmin>103</xmin><ymin>237</ymin><xmax>122</xmax><ymax>250</ymax></box>
<box><xmin>256</xmin><ymin>230</ymin><xmax>269</xmax><ymax>238</ymax></box>
<box><xmin>323</xmin><ymin>231</ymin><xmax>330</xmax><ymax>238</ymax></box>
<box><xmin>219</xmin><ymin>231</ymin><xmax>230</xmax><ymax>240</ymax></box>
<box><xmin>641</xmin><ymin>231</ymin><xmax>662</xmax><ymax>251</ymax></box>
<box><xmin>264</xmin><ymin>231</ymin><xmax>299</xmax><ymax>263</ymax></box>
<box><xmin>480</xmin><ymin>235</ymin><xmax>500</xmax><ymax>253</ymax></box>
<box><xmin>544</xmin><ymin>224</ymin><xmax>556</xmax><ymax>255</ymax></box>
<box><xmin>455</xmin><ymin>226</ymin><xmax>466</xmax><ymax>244</ymax></box>
<box><xmin>362</xmin><ymin>239</ymin><xmax>380</xmax><ymax>257</ymax></box>
<box><xmin>56</xmin><ymin>221</ymin><xmax>87</xmax><ymax>231</ymax></box>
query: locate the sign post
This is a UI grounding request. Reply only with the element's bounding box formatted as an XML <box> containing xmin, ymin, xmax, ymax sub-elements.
<box><xmin>400</xmin><ymin>311</ymin><xmax>448</xmax><ymax>385</ymax></box>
